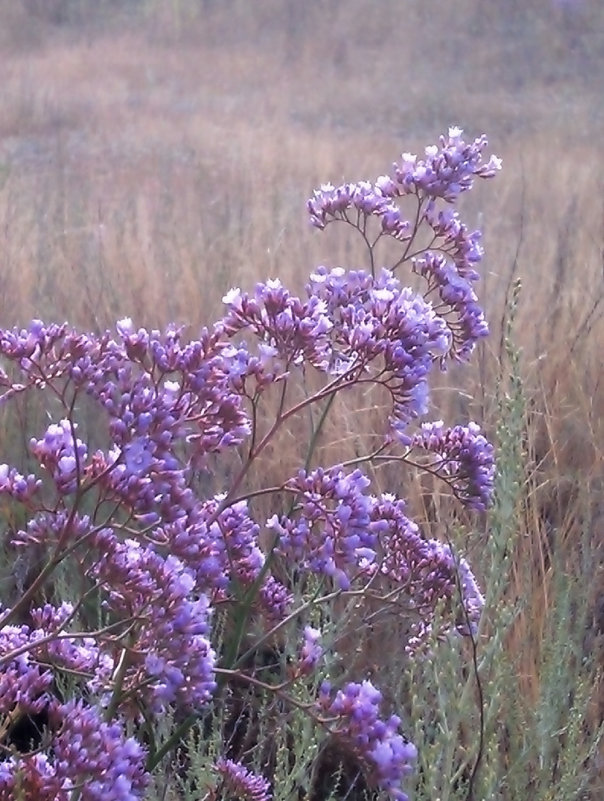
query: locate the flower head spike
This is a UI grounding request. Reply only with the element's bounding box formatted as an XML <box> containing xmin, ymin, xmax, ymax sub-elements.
<box><xmin>317</xmin><ymin>680</ymin><xmax>416</xmax><ymax>800</ymax></box>
<box><xmin>215</xmin><ymin>758</ymin><xmax>272</xmax><ymax>801</ymax></box>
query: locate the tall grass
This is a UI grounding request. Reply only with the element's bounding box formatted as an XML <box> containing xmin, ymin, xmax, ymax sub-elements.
<box><xmin>0</xmin><ymin>1</ymin><xmax>602</xmax><ymax>797</ymax></box>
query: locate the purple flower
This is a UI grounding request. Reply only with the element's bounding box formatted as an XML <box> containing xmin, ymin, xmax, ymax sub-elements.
<box><xmin>370</xmin><ymin>495</ymin><xmax>484</xmax><ymax>646</ymax></box>
<box><xmin>215</xmin><ymin>758</ymin><xmax>272</xmax><ymax>801</ymax></box>
<box><xmin>30</xmin><ymin>419</ymin><xmax>88</xmax><ymax>494</ymax></box>
<box><xmin>391</xmin><ymin>128</ymin><xmax>501</xmax><ymax>202</ymax></box>
<box><xmin>0</xmin><ymin>624</ymin><xmax>54</xmax><ymax>717</ymax></box>
<box><xmin>0</xmin><ymin>753</ymin><xmax>66</xmax><ymax>801</ymax></box>
<box><xmin>0</xmin><ymin>463</ymin><xmax>40</xmax><ymax>502</ymax></box>
<box><xmin>29</xmin><ymin>602</ymin><xmax>115</xmax><ymax>689</ymax></box>
<box><xmin>307</xmin><ymin>180</ymin><xmax>410</xmax><ymax>240</ymax></box>
<box><xmin>306</xmin><ymin>267</ymin><xmax>450</xmax><ymax>436</ymax></box>
<box><xmin>0</xmin><ymin>130</ymin><xmax>500</xmax><ymax>797</ymax></box>
<box><xmin>51</xmin><ymin>700</ymin><xmax>149</xmax><ymax>800</ymax></box>
<box><xmin>0</xmin><ymin>602</ymin><xmax>114</xmax><ymax>708</ymax></box>
<box><xmin>90</xmin><ymin>531</ymin><xmax>216</xmax><ymax>712</ymax></box>
<box><xmin>317</xmin><ymin>680</ymin><xmax>416</xmax><ymax>800</ymax></box>
<box><xmin>121</xmin><ymin>438</ymin><xmax>155</xmax><ymax>476</ymax></box>
<box><xmin>306</xmin><ymin>131</ymin><xmax>499</xmax><ymax>365</ymax></box>
<box><xmin>297</xmin><ymin>625</ymin><xmax>323</xmax><ymax>676</ymax></box>
<box><xmin>9</xmin><ymin>509</ymin><xmax>91</xmax><ymax>550</ymax></box>
<box><xmin>221</xmin><ymin>277</ymin><xmax>334</xmax><ymax>370</ymax></box>
<box><xmin>410</xmin><ymin>420</ymin><xmax>495</xmax><ymax>510</ymax></box>
<box><xmin>267</xmin><ymin>466</ymin><xmax>376</xmax><ymax>590</ymax></box>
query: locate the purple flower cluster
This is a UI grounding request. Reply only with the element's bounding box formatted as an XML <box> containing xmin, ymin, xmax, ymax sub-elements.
<box><xmin>0</xmin><ymin>622</ymin><xmax>54</xmax><ymax>718</ymax></box>
<box><xmin>413</xmin><ymin>253</ymin><xmax>487</xmax><ymax>361</ymax></box>
<box><xmin>296</xmin><ymin>625</ymin><xmax>323</xmax><ymax>676</ymax></box>
<box><xmin>29</xmin><ymin>602</ymin><xmax>114</xmax><ymax>685</ymax></box>
<box><xmin>0</xmin><ymin>700</ymin><xmax>148</xmax><ymax>801</ymax></box>
<box><xmin>409</xmin><ymin>421</ymin><xmax>495</xmax><ymax>510</ymax></box>
<box><xmin>90</xmin><ymin>530</ymin><xmax>216</xmax><ymax>712</ymax></box>
<box><xmin>224</xmin><ymin>267</ymin><xmax>451</xmax><ymax>438</ymax></box>
<box><xmin>214</xmin><ymin>757</ymin><xmax>272</xmax><ymax>801</ymax></box>
<box><xmin>317</xmin><ymin>679</ymin><xmax>417</xmax><ymax>801</ymax></box>
<box><xmin>0</xmin><ymin>601</ymin><xmax>114</xmax><ymax>712</ymax></box>
<box><xmin>307</xmin><ymin>129</ymin><xmax>500</xmax><ymax>228</ymax></box>
<box><xmin>306</xmin><ymin>129</ymin><xmax>500</xmax><ymax>361</ymax></box>
<box><xmin>157</xmin><ymin>497</ymin><xmax>293</xmax><ymax>623</ymax></box>
<box><xmin>267</xmin><ymin>466</ymin><xmax>376</xmax><ymax>590</ymax></box>
<box><xmin>307</xmin><ymin>266</ymin><xmax>450</xmax><ymax>434</ymax></box>
<box><xmin>30</xmin><ymin>419</ymin><xmax>88</xmax><ymax>495</ymax></box>
<box><xmin>370</xmin><ymin>495</ymin><xmax>485</xmax><ymax>644</ymax></box>
<box><xmin>221</xmin><ymin>280</ymin><xmax>333</xmax><ymax>371</ymax></box>
<box><xmin>307</xmin><ymin>180</ymin><xmax>410</xmax><ymax>239</ymax></box>
<box><xmin>0</xmin><ymin>463</ymin><xmax>40</xmax><ymax>502</ymax></box>
<box><xmin>390</xmin><ymin>127</ymin><xmax>501</xmax><ymax>201</ymax></box>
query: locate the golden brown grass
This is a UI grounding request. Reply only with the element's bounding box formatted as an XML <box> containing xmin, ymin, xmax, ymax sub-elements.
<box><xmin>0</xmin><ymin>0</ymin><xmax>602</xmax><ymax>772</ymax></box>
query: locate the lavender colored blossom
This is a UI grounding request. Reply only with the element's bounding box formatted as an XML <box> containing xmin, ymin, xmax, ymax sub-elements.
<box><xmin>307</xmin><ymin>131</ymin><xmax>499</xmax><ymax>363</ymax></box>
<box><xmin>307</xmin><ymin>180</ymin><xmax>410</xmax><ymax>240</ymax></box>
<box><xmin>0</xmin><ymin>463</ymin><xmax>40</xmax><ymax>502</ymax></box>
<box><xmin>267</xmin><ymin>466</ymin><xmax>376</xmax><ymax>590</ymax></box>
<box><xmin>29</xmin><ymin>602</ymin><xmax>115</xmax><ymax>687</ymax></box>
<box><xmin>306</xmin><ymin>266</ymin><xmax>450</xmax><ymax>434</ymax></box>
<box><xmin>0</xmin><ymin>601</ymin><xmax>114</xmax><ymax>706</ymax></box>
<box><xmin>0</xmin><ymin>754</ymin><xmax>66</xmax><ymax>801</ymax></box>
<box><xmin>317</xmin><ymin>679</ymin><xmax>416</xmax><ymax>801</ymax></box>
<box><xmin>215</xmin><ymin>757</ymin><xmax>272</xmax><ymax>801</ymax></box>
<box><xmin>221</xmin><ymin>278</ymin><xmax>334</xmax><ymax>370</ymax></box>
<box><xmin>0</xmin><ymin>129</ymin><xmax>499</xmax><ymax>796</ymax></box>
<box><xmin>0</xmin><ymin>623</ymin><xmax>53</xmax><ymax>717</ymax></box>
<box><xmin>307</xmin><ymin>129</ymin><xmax>499</xmax><ymax>235</ymax></box>
<box><xmin>297</xmin><ymin>625</ymin><xmax>323</xmax><ymax>676</ymax></box>
<box><xmin>391</xmin><ymin>127</ymin><xmax>501</xmax><ymax>202</ymax></box>
<box><xmin>159</xmin><ymin>496</ymin><xmax>293</xmax><ymax>622</ymax></box>
<box><xmin>30</xmin><ymin>419</ymin><xmax>88</xmax><ymax>494</ymax></box>
<box><xmin>51</xmin><ymin>700</ymin><xmax>148</xmax><ymax>800</ymax></box>
<box><xmin>90</xmin><ymin>530</ymin><xmax>216</xmax><ymax>712</ymax></box>
<box><xmin>9</xmin><ymin>509</ymin><xmax>91</xmax><ymax>550</ymax></box>
<box><xmin>370</xmin><ymin>495</ymin><xmax>484</xmax><ymax>644</ymax></box>
<box><xmin>413</xmin><ymin>250</ymin><xmax>488</xmax><ymax>360</ymax></box>
<box><xmin>410</xmin><ymin>420</ymin><xmax>495</xmax><ymax>510</ymax></box>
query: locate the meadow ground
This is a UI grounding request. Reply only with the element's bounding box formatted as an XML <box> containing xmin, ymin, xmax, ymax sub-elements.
<box><xmin>0</xmin><ymin>1</ymin><xmax>602</xmax><ymax>798</ymax></box>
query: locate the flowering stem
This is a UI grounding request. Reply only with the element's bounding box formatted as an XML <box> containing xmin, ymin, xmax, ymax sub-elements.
<box><xmin>303</xmin><ymin>393</ymin><xmax>336</xmax><ymax>472</ymax></box>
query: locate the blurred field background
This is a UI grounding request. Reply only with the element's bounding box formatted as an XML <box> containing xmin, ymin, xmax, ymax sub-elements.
<box><xmin>0</xmin><ymin>0</ymin><xmax>602</xmax><ymax>797</ymax></box>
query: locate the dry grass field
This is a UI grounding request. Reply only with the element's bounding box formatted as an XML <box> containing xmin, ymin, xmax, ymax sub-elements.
<box><xmin>0</xmin><ymin>0</ymin><xmax>602</xmax><ymax>796</ymax></box>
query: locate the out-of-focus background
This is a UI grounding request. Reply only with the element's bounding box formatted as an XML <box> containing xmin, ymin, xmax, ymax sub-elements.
<box><xmin>0</xmin><ymin>1</ymin><xmax>602</xmax><ymax>791</ymax></box>
<box><xmin>0</xmin><ymin>0</ymin><xmax>602</xmax><ymax>330</ymax></box>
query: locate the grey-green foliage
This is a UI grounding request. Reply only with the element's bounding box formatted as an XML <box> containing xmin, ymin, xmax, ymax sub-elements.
<box><xmin>391</xmin><ymin>279</ymin><xmax>603</xmax><ymax>801</ymax></box>
<box><xmin>148</xmin><ymin>660</ymin><xmax>328</xmax><ymax>801</ymax></box>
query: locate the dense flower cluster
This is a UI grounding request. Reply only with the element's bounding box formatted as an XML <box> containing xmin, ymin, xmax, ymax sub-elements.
<box><xmin>306</xmin><ymin>128</ymin><xmax>500</xmax><ymax>361</ymax></box>
<box><xmin>268</xmin><ymin>466</ymin><xmax>375</xmax><ymax>589</ymax></box>
<box><xmin>225</xmin><ymin>268</ymin><xmax>451</xmax><ymax>439</ymax></box>
<box><xmin>0</xmin><ymin>130</ymin><xmax>498</xmax><ymax>800</ymax></box>
<box><xmin>214</xmin><ymin>757</ymin><xmax>272</xmax><ymax>801</ymax></box>
<box><xmin>317</xmin><ymin>680</ymin><xmax>417</xmax><ymax>801</ymax></box>
<box><xmin>370</xmin><ymin>495</ymin><xmax>485</xmax><ymax>644</ymax></box>
<box><xmin>0</xmin><ymin>700</ymin><xmax>148</xmax><ymax>801</ymax></box>
<box><xmin>0</xmin><ymin>463</ymin><xmax>40</xmax><ymax>502</ymax></box>
<box><xmin>90</xmin><ymin>530</ymin><xmax>216</xmax><ymax>712</ymax></box>
<box><xmin>221</xmin><ymin>280</ymin><xmax>334</xmax><ymax>371</ymax></box>
<box><xmin>30</xmin><ymin>419</ymin><xmax>88</xmax><ymax>495</ymax></box>
<box><xmin>409</xmin><ymin>420</ymin><xmax>495</xmax><ymax>510</ymax></box>
<box><xmin>0</xmin><ymin>601</ymin><xmax>114</xmax><ymax>710</ymax></box>
<box><xmin>0</xmin><ymin>622</ymin><xmax>54</xmax><ymax>718</ymax></box>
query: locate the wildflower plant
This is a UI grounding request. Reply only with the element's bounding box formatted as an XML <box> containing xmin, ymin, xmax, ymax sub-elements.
<box><xmin>0</xmin><ymin>129</ymin><xmax>499</xmax><ymax>800</ymax></box>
